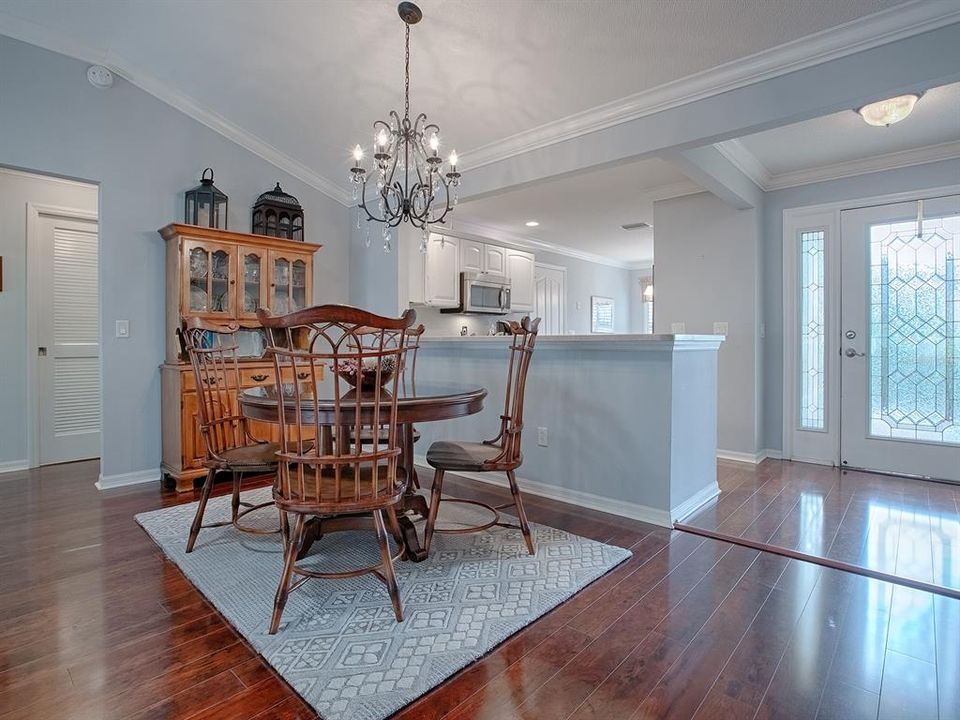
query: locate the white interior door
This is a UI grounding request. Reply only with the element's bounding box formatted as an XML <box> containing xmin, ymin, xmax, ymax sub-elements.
<box><xmin>534</xmin><ymin>264</ymin><xmax>566</xmax><ymax>335</ymax></box>
<box><xmin>36</xmin><ymin>214</ymin><xmax>101</xmax><ymax>465</ymax></box>
<box><xmin>840</xmin><ymin>195</ymin><xmax>960</xmax><ymax>481</ymax></box>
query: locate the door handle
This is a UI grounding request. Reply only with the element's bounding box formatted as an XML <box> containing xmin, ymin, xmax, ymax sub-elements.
<box><xmin>844</xmin><ymin>348</ymin><xmax>866</xmax><ymax>358</ymax></box>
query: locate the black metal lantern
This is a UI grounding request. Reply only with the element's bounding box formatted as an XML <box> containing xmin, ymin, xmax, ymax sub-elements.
<box><xmin>252</xmin><ymin>182</ymin><xmax>304</xmax><ymax>241</ymax></box>
<box><xmin>184</xmin><ymin>167</ymin><xmax>228</xmax><ymax>229</ymax></box>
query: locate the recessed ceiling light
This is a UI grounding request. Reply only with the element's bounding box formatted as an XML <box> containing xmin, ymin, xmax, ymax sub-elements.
<box><xmin>856</xmin><ymin>93</ymin><xmax>922</xmax><ymax>127</ymax></box>
<box><xmin>525</xmin><ymin>221</ymin><xmax>539</xmax><ymax>227</ymax></box>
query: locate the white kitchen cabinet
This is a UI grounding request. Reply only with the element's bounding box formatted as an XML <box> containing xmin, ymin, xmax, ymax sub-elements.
<box><xmin>460</xmin><ymin>239</ymin><xmax>484</xmax><ymax>273</ymax></box>
<box><xmin>484</xmin><ymin>245</ymin><xmax>507</xmax><ymax>275</ymax></box>
<box><xmin>423</xmin><ymin>233</ymin><xmax>460</xmax><ymax>307</ymax></box>
<box><xmin>506</xmin><ymin>248</ymin><xmax>536</xmax><ymax>312</ymax></box>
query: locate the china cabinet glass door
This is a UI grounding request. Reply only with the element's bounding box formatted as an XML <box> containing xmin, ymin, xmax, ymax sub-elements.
<box><xmin>185</xmin><ymin>241</ymin><xmax>235</xmax><ymax>316</ymax></box>
<box><xmin>239</xmin><ymin>248</ymin><xmax>267</xmax><ymax>319</ymax></box>
<box><xmin>269</xmin><ymin>251</ymin><xmax>310</xmax><ymax>314</ymax></box>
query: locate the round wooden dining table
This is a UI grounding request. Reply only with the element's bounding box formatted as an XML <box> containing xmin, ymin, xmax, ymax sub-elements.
<box><xmin>240</xmin><ymin>381</ymin><xmax>487</xmax><ymax>561</ymax></box>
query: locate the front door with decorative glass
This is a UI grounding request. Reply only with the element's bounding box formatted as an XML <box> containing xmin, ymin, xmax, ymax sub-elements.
<box><xmin>839</xmin><ymin>196</ymin><xmax>960</xmax><ymax>481</ymax></box>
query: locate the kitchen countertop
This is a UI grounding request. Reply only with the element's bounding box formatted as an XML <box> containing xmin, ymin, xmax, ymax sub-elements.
<box><xmin>418</xmin><ymin>333</ymin><xmax>724</xmax><ymax>351</ymax></box>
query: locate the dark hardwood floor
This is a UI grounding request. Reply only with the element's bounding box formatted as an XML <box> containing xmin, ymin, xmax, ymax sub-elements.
<box><xmin>1</xmin><ymin>459</ymin><xmax>957</xmax><ymax>719</ymax></box>
<box><xmin>683</xmin><ymin>459</ymin><xmax>960</xmax><ymax>594</ymax></box>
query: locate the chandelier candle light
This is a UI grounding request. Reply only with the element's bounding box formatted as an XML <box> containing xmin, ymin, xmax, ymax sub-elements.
<box><xmin>349</xmin><ymin>2</ymin><xmax>461</xmax><ymax>253</ymax></box>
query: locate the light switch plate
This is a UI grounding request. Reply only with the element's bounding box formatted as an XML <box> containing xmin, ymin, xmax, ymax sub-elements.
<box><xmin>116</xmin><ymin>319</ymin><xmax>130</xmax><ymax>338</ymax></box>
<box><xmin>537</xmin><ymin>427</ymin><xmax>548</xmax><ymax>447</ymax></box>
<box><xmin>713</xmin><ymin>321</ymin><xmax>728</xmax><ymax>335</ymax></box>
<box><xmin>670</xmin><ymin>322</ymin><xmax>685</xmax><ymax>334</ymax></box>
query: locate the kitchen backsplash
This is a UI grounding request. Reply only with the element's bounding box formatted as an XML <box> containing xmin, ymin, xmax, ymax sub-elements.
<box><xmin>411</xmin><ymin>306</ymin><xmax>529</xmax><ymax>336</ymax></box>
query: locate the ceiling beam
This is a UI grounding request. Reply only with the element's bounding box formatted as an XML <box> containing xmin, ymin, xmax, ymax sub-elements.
<box><xmin>665</xmin><ymin>146</ymin><xmax>763</xmax><ymax>210</ymax></box>
<box><xmin>461</xmin><ymin>22</ymin><xmax>960</xmax><ymax>202</ymax></box>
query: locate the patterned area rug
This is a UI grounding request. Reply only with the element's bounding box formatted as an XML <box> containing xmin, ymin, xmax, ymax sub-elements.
<box><xmin>136</xmin><ymin>487</ymin><xmax>631</xmax><ymax>720</ymax></box>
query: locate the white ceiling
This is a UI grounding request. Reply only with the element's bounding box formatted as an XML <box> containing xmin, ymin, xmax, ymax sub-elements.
<box><xmin>0</xmin><ymin>0</ymin><xmax>914</xmax><ymax>198</ymax></box>
<box><xmin>454</xmin><ymin>158</ymin><xmax>695</xmax><ymax>266</ymax></box>
<box><xmin>735</xmin><ymin>81</ymin><xmax>960</xmax><ymax>178</ymax></box>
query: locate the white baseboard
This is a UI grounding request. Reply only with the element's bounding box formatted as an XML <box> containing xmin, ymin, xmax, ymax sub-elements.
<box><xmin>671</xmin><ymin>482</ymin><xmax>721</xmax><ymax>523</ymax></box>
<box><xmin>716</xmin><ymin>448</ymin><xmax>783</xmax><ymax>464</ymax></box>
<box><xmin>96</xmin><ymin>468</ymin><xmax>162</xmax><ymax>490</ymax></box>
<box><xmin>0</xmin><ymin>459</ymin><xmax>30</xmax><ymax>474</ymax></box>
<box><xmin>415</xmin><ymin>455</ymin><xmax>676</xmax><ymax>528</ymax></box>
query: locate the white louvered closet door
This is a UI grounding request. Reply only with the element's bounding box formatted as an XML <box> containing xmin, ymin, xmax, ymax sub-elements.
<box><xmin>37</xmin><ymin>215</ymin><xmax>100</xmax><ymax>464</ymax></box>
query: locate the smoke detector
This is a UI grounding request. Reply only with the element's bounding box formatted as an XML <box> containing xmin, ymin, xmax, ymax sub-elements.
<box><xmin>621</xmin><ymin>222</ymin><xmax>651</xmax><ymax>231</ymax></box>
<box><xmin>87</xmin><ymin>65</ymin><xmax>114</xmax><ymax>88</ymax></box>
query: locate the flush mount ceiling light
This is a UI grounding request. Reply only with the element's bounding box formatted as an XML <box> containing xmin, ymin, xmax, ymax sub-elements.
<box><xmin>855</xmin><ymin>93</ymin><xmax>922</xmax><ymax>127</ymax></box>
<box><xmin>525</xmin><ymin>221</ymin><xmax>540</xmax><ymax>227</ymax></box>
<box><xmin>349</xmin><ymin>2</ymin><xmax>461</xmax><ymax>253</ymax></box>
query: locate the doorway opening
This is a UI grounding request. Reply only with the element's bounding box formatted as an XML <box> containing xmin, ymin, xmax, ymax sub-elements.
<box><xmin>0</xmin><ymin>167</ymin><xmax>100</xmax><ymax>471</ymax></box>
<box><xmin>783</xmin><ymin>188</ymin><xmax>960</xmax><ymax>482</ymax></box>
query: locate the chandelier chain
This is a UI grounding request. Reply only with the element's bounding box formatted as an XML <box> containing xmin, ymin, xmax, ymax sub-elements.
<box><xmin>404</xmin><ymin>22</ymin><xmax>410</xmax><ymax>121</ymax></box>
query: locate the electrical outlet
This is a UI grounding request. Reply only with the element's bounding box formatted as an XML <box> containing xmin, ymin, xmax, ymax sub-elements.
<box><xmin>670</xmin><ymin>322</ymin><xmax>685</xmax><ymax>334</ymax></box>
<box><xmin>537</xmin><ymin>427</ymin><xmax>548</xmax><ymax>447</ymax></box>
<box><xmin>115</xmin><ymin>320</ymin><xmax>130</xmax><ymax>338</ymax></box>
<box><xmin>713</xmin><ymin>321</ymin><xmax>728</xmax><ymax>335</ymax></box>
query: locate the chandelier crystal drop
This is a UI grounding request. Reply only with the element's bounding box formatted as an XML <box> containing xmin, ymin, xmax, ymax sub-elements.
<box><xmin>349</xmin><ymin>2</ymin><xmax>461</xmax><ymax>252</ymax></box>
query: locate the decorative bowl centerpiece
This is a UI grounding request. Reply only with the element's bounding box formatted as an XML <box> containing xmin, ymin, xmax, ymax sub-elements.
<box><xmin>334</xmin><ymin>356</ymin><xmax>398</xmax><ymax>389</ymax></box>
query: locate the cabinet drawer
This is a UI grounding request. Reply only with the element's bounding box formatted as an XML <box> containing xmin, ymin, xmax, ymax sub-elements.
<box><xmin>240</xmin><ymin>367</ymin><xmax>278</xmax><ymax>387</ymax></box>
<box><xmin>241</xmin><ymin>365</ymin><xmax>326</xmax><ymax>387</ymax></box>
<box><xmin>181</xmin><ymin>370</ymin><xmax>236</xmax><ymax>393</ymax></box>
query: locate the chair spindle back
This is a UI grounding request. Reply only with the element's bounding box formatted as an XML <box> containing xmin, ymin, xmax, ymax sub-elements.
<box><xmin>178</xmin><ymin>318</ymin><xmax>252</xmax><ymax>463</ymax></box>
<box><xmin>258</xmin><ymin>305</ymin><xmax>416</xmax><ymax>511</ymax></box>
<box><xmin>486</xmin><ymin>316</ymin><xmax>540</xmax><ymax>467</ymax></box>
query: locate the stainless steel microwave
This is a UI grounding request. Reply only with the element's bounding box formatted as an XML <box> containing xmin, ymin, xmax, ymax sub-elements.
<box><xmin>452</xmin><ymin>271</ymin><xmax>512</xmax><ymax>314</ymax></box>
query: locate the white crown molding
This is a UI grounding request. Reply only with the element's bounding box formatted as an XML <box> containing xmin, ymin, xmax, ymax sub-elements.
<box><xmin>0</xmin><ymin>12</ymin><xmax>354</xmax><ymax>206</ymax></box>
<box><xmin>461</xmin><ymin>1</ymin><xmax>960</xmax><ymax>170</ymax></box>
<box><xmin>765</xmin><ymin>140</ymin><xmax>960</xmax><ymax>190</ymax></box>
<box><xmin>715</xmin><ymin>138</ymin><xmax>960</xmax><ymax>191</ymax></box>
<box><xmin>4</xmin><ymin>1</ymin><xmax>957</xmax><ymax>204</ymax></box>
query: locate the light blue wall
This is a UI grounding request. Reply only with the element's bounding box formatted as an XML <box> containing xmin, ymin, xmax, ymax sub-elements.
<box><xmin>0</xmin><ymin>37</ymin><xmax>350</xmax><ymax>477</ymax></box>
<box><xmin>532</xmin><ymin>249</ymin><xmax>633</xmax><ymax>334</ymax></box>
<box><xmin>349</xmin><ymin>220</ymin><xmax>399</xmax><ymax>316</ymax></box>
<box><xmin>654</xmin><ymin>192</ymin><xmax>761</xmax><ymax>456</ymax></box>
<box><xmin>761</xmin><ymin>158</ymin><xmax>960</xmax><ymax>452</ymax></box>
<box><xmin>413</xmin><ymin>337</ymin><xmax>720</xmax><ymax>523</ymax></box>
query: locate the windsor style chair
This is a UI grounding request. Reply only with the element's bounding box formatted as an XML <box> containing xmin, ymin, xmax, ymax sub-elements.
<box><xmin>258</xmin><ymin>305</ymin><xmax>415</xmax><ymax>633</ymax></box>
<box><xmin>423</xmin><ymin>316</ymin><xmax>540</xmax><ymax>556</ymax></box>
<box><xmin>178</xmin><ymin>318</ymin><xmax>280</xmax><ymax>553</ymax></box>
<box><xmin>350</xmin><ymin>323</ymin><xmax>426</xmax><ymax>487</ymax></box>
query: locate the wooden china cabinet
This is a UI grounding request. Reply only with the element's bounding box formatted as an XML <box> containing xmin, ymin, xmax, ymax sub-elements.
<box><xmin>159</xmin><ymin>223</ymin><xmax>323</xmax><ymax>491</ymax></box>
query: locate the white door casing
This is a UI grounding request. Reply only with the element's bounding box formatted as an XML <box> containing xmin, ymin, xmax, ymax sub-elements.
<box><xmin>839</xmin><ymin>195</ymin><xmax>960</xmax><ymax>481</ymax></box>
<box><xmin>31</xmin><ymin>209</ymin><xmax>101</xmax><ymax>465</ymax></box>
<box><xmin>534</xmin><ymin>263</ymin><xmax>566</xmax><ymax>335</ymax></box>
<box><xmin>782</xmin><ymin>185</ymin><xmax>960</xmax><ymax>478</ymax></box>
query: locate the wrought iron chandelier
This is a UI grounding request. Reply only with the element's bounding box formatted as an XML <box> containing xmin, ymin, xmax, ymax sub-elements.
<box><xmin>349</xmin><ymin>2</ymin><xmax>461</xmax><ymax>253</ymax></box>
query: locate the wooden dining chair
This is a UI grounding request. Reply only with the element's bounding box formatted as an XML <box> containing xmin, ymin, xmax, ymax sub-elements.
<box><xmin>350</xmin><ymin>323</ymin><xmax>426</xmax><ymax>487</ymax></box>
<box><xmin>423</xmin><ymin>316</ymin><xmax>541</xmax><ymax>556</ymax></box>
<box><xmin>258</xmin><ymin>304</ymin><xmax>416</xmax><ymax>633</ymax></box>
<box><xmin>178</xmin><ymin>318</ymin><xmax>280</xmax><ymax>553</ymax></box>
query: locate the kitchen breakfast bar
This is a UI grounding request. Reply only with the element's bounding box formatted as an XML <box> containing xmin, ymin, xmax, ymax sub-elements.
<box><xmin>411</xmin><ymin>333</ymin><xmax>725</xmax><ymax>527</ymax></box>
